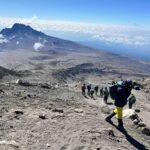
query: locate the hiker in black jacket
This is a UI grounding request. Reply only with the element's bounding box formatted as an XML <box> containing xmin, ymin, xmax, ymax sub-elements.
<box><xmin>103</xmin><ymin>87</ymin><xmax>109</xmax><ymax>104</ymax></box>
<box><xmin>81</xmin><ymin>84</ymin><xmax>86</xmax><ymax>96</ymax></box>
<box><xmin>94</xmin><ymin>86</ymin><xmax>99</xmax><ymax>96</ymax></box>
<box><xmin>87</xmin><ymin>84</ymin><xmax>91</xmax><ymax>96</ymax></box>
<box><xmin>100</xmin><ymin>87</ymin><xmax>104</xmax><ymax>97</ymax></box>
<box><xmin>105</xmin><ymin>80</ymin><xmax>133</xmax><ymax>130</ymax></box>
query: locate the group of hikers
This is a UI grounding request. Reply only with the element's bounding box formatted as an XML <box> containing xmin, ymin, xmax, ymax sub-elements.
<box><xmin>81</xmin><ymin>84</ymin><xmax>109</xmax><ymax>103</ymax></box>
<box><xmin>81</xmin><ymin>79</ymin><xmax>137</xmax><ymax>131</ymax></box>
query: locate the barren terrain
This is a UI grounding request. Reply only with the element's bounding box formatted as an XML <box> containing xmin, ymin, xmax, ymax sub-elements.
<box><xmin>0</xmin><ymin>50</ymin><xmax>150</xmax><ymax>150</ymax></box>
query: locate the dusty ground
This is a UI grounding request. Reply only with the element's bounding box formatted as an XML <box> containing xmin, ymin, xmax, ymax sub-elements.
<box><xmin>0</xmin><ymin>50</ymin><xmax>150</xmax><ymax>150</ymax></box>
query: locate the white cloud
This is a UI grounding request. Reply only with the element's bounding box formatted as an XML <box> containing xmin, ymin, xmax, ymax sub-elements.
<box><xmin>33</xmin><ymin>42</ymin><xmax>44</xmax><ymax>51</ymax></box>
<box><xmin>0</xmin><ymin>16</ymin><xmax>150</xmax><ymax>46</ymax></box>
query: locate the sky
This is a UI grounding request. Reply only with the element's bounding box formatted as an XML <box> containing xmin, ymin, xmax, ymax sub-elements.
<box><xmin>0</xmin><ymin>0</ymin><xmax>150</xmax><ymax>59</ymax></box>
<box><xmin>0</xmin><ymin>0</ymin><xmax>150</xmax><ymax>25</ymax></box>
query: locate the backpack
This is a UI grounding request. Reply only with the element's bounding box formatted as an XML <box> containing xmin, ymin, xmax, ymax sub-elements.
<box><xmin>109</xmin><ymin>81</ymin><xmax>125</xmax><ymax>100</ymax></box>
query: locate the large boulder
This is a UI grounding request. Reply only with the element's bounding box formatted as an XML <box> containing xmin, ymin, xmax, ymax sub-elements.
<box><xmin>123</xmin><ymin>109</ymin><xmax>136</xmax><ymax>118</ymax></box>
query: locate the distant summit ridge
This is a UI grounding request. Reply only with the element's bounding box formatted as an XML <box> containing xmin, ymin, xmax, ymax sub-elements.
<box><xmin>1</xmin><ymin>23</ymin><xmax>45</xmax><ymax>37</ymax></box>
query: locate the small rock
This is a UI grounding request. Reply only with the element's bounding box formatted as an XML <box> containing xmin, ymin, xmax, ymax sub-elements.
<box><xmin>105</xmin><ymin>129</ymin><xmax>115</xmax><ymax>137</ymax></box>
<box><xmin>39</xmin><ymin>114</ymin><xmax>47</xmax><ymax>119</ymax></box>
<box><xmin>47</xmin><ymin>106</ymin><xmax>52</xmax><ymax>110</ymax></box>
<box><xmin>27</xmin><ymin>94</ymin><xmax>31</xmax><ymax>98</ymax></box>
<box><xmin>134</xmin><ymin>86</ymin><xmax>140</xmax><ymax>90</ymax></box>
<box><xmin>141</xmin><ymin>127</ymin><xmax>150</xmax><ymax>136</ymax></box>
<box><xmin>14</xmin><ymin>110</ymin><xmax>24</xmax><ymax>115</ymax></box>
<box><xmin>144</xmin><ymin>90</ymin><xmax>149</xmax><ymax>93</ymax></box>
<box><xmin>40</xmin><ymin>83</ymin><xmax>51</xmax><ymax>89</ymax></box>
<box><xmin>135</xmin><ymin>109</ymin><xmax>140</xmax><ymax>113</ymax></box>
<box><xmin>0</xmin><ymin>89</ymin><xmax>4</xmax><ymax>93</ymax></box>
<box><xmin>138</xmin><ymin>122</ymin><xmax>146</xmax><ymax>127</ymax></box>
<box><xmin>52</xmin><ymin>108</ymin><xmax>64</xmax><ymax>113</ymax></box>
<box><xmin>46</xmin><ymin>143</ymin><xmax>50</xmax><ymax>147</ymax></box>
<box><xmin>20</xmin><ymin>96</ymin><xmax>27</xmax><ymax>100</ymax></box>
<box><xmin>101</xmin><ymin>106</ymin><xmax>111</xmax><ymax>114</ymax></box>
<box><xmin>0</xmin><ymin>140</ymin><xmax>19</xmax><ymax>148</ymax></box>
<box><xmin>108</xmin><ymin>130</ymin><xmax>115</xmax><ymax>137</ymax></box>
<box><xmin>16</xmin><ymin>79</ymin><xmax>32</xmax><ymax>86</ymax></box>
<box><xmin>0</xmin><ymin>107</ymin><xmax>8</xmax><ymax>113</ymax></box>
<box><xmin>133</xmin><ymin>119</ymin><xmax>139</xmax><ymax>125</ymax></box>
<box><xmin>51</xmin><ymin>113</ymin><xmax>64</xmax><ymax>119</ymax></box>
<box><xmin>129</xmin><ymin>114</ymin><xmax>139</xmax><ymax>120</ymax></box>
<box><xmin>97</xmin><ymin>148</ymin><xmax>101</xmax><ymax>150</ymax></box>
<box><xmin>74</xmin><ymin>109</ymin><xmax>84</xmax><ymax>113</ymax></box>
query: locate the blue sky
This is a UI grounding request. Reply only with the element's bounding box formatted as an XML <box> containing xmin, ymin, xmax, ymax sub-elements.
<box><xmin>0</xmin><ymin>0</ymin><xmax>150</xmax><ymax>59</ymax></box>
<box><xmin>0</xmin><ymin>0</ymin><xmax>150</xmax><ymax>25</ymax></box>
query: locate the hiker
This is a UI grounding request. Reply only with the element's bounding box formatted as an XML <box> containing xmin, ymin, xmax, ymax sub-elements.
<box><xmin>94</xmin><ymin>85</ymin><xmax>99</xmax><ymax>96</ymax></box>
<box><xmin>128</xmin><ymin>93</ymin><xmax>136</xmax><ymax>109</ymax></box>
<box><xmin>90</xmin><ymin>88</ymin><xmax>95</xmax><ymax>99</ymax></box>
<box><xmin>87</xmin><ymin>84</ymin><xmax>91</xmax><ymax>96</ymax></box>
<box><xmin>103</xmin><ymin>87</ymin><xmax>109</xmax><ymax>104</ymax></box>
<box><xmin>81</xmin><ymin>84</ymin><xmax>86</xmax><ymax>96</ymax></box>
<box><xmin>106</xmin><ymin>79</ymin><xmax>133</xmax><ymax>130</ymax></box>
<box><xmin>100</xmin><ymin>87</ymin><xmax>104</xmax><ymax>97</ymax></box>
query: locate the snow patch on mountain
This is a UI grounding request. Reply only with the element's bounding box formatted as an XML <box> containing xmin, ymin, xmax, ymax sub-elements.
<box><xmin>0</xmin><ymin>34</ymin><xmax>8</xmax><ymax>44</ymax></box>
<box><xmin>16</xmin><ymin>41</ymin><xmax>19</xmax><ymax>45</ymax></box>
<box><xmin>33</xmin><ymin>42</ymin><xmax>44</xmax><ymax>51</ymax></box>
<box><xmin>0</xmin><ymin>34</ymin><xmax>3</xmax><ymax>38</ymax></box>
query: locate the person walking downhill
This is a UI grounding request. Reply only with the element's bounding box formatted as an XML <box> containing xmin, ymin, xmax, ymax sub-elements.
<box><xmin>103</xmin><ymin>87</ymin><xmax>109</xmax><ymax>104</ymax></box>
<box><xmin>87</xmin><ymin>84</ymin><xmax>91</xmax><ymax>96</ymax></box>
<box><xmin>128</xmin><ymin>93</ymin><xmax>136</xmax><ymax>109</ymax></box>
<box><xmin>90</xmin><ymin>88</ymin><xmax>95</xmax><ymax>99</ymax></box>
<box><xmin>105</xmin><ymin>80</ymin><xmax>133</xmax><ymax>131</ymax></box>
<box><xmin>100</xmin><ymin>87</ymin><xmax>104</xmax><ymax>97</ymax></box>
<box><xmin>81</xmin><ymin>84</ymin><xmax>86</xmax><ymax>96</ymax></box>
<box><xmin>94</xmin><ymin>85</ymin><xmax>99</xmax><ymax>96</ymax></box>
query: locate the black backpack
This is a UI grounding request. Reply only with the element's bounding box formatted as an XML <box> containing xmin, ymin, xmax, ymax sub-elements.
<box><xmin>109</xmin><ymin>81</ymin><xmax>125</xmax><ymax>100</ymax></box>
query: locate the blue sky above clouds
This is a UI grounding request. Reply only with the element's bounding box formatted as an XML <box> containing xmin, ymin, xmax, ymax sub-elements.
<box><xmin>0</xmin><ymin>0</ymin><xmax>150</xmax><ymax>59</ymax></box>
<box><xmin>0</xmin><ymin>0</ymin><xmax>150</xmax><ymax>25</ymax></box>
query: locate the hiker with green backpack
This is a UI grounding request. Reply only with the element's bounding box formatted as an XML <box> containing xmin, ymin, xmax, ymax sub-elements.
<box><xmin>105</xmin><ymin>79</ymin><xmax>134</xmax><ymax>130</ymax></box>
<box><xmin>128</xmin><ymin>93</ymin><xmax>136</xmax><ymax>109</ymax></box>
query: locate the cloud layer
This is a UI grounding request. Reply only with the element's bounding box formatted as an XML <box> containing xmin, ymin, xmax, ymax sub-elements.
<box><xmin>0</xmin><ymin>16</ymin><xmax>150</xmax><ymax>46</ymax></box>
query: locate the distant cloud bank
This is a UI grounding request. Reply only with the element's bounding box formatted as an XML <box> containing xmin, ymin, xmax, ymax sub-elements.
<box><xmin>0</xmin><ymin>16</ymin><xmax>150</xmax><ymax>46</ymax></box>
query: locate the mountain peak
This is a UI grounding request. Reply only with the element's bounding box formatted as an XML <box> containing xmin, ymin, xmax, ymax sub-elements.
<box><xmin>0</xmin><ymin>23</ymin><xmax>44</xmax><ymax>37</ymax></box>
<box><xmin>12</xmin><ymin>23</ymin><xmax>32</xmax><ymax>31</ymax></box>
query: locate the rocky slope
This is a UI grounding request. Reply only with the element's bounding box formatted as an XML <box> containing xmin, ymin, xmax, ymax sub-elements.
<box><xmin>0</xmin><ymin>51</ymin><xmax>150</xmax><ymax>150</ymax></box>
